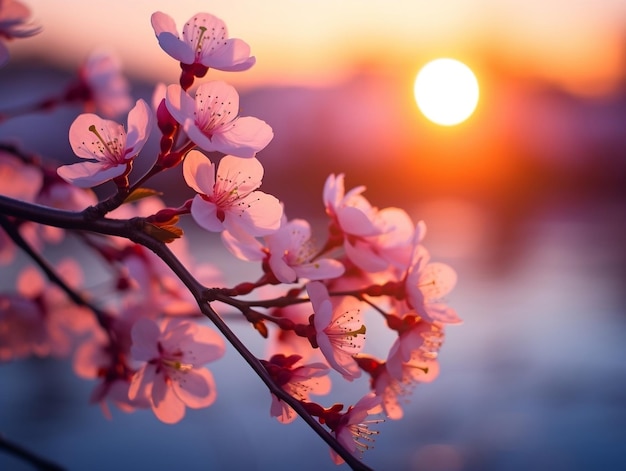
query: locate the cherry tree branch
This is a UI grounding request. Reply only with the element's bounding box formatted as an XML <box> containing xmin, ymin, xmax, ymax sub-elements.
<box><xmin>0</xmin><ymin>434</ymin><xmax>65</xmax><ymax>471</ymax></box>
<box><xmin>0</xmin><ymin>195</ymin><xmax>373</xmax><ymax>471</ymax></box>
<box><xmin>0</xmin><ymin>214</ymin><xmax>112</xmax><ymax>331</ymax></box>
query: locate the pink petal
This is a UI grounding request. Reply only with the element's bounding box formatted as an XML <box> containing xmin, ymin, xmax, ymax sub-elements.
<box><xmin>269</xmin><ymin>254</ymin><xmax>298</xmax><ymax>283</ymax></box>
<box><xmin>130</xmin><ymin>318</ymin><xmax>161</xmax><ymax>361</ymax></box>
<box><xmin>221</xmin><ymin>229</ymin><xmax>264</xmax><ymax>261</ymax></box>
<box><xmin>216</xmin><ymin>155</ymin><xmax>264</xmax><ymax>193</ymax></box>
<box><xmin>344</xmin><ymin>239</ymin><xmax>389</xmax><ymax>273</ymax></box>
<box><xmin>16</xmin><ymin>265</ymin><xmax>44</xmax><ymax>297</ymax></box>
<box><xmin>150</xmin><ymin>11</ymin><xmax>178</xmax><ymax>36</ymax></box>
<box><xmin>171</xmin><ymin>368</ymin><xmax>216</xmax><ymax>408</ymax></box>
<box><xmin>184</xmin><ymin>124</ymin><xmax>218</xmax><ymax>152</ymax></box>
<box><xmin>183</xmin><ymin>150</ymin><xmax>216</xmax><ymax>195</ymax></box>
<box><xmin>307</xmin><ymin>282</ymin><xmax>332</xmax><ymax>330</ymax></box>
<box><xmin>69</xmin><ymin>113</ymin><xmax>122</xmax><ymax>160</ymax></box>
<box><xmin>223</xmin><ymin>191</ymin><xmax>282</xmax><ymax>237</ymax></box>
<box><xmin>190</xmin><ymin>196</ymin><xmax>223</xmax><ymax>232</ymax></box>
<box><xmin>419</xmin><ymin>263</ymin><xmax>457</xmax><ymax>300</ymax></box>
<box><xmin>322</xmin><ymin>173</ymin><xmax>344</xmax><ymax>210</ymax></box>
<box><xmin>57</xmin><ymin>161</ymin><xmax>127</xmax><ymax>188</ymax></box>
<box><xmin>293</xmin><ymin>259</ymin><xmax>345</xmax><ymax>281</ymax></box>
<box><xmin>203</xmin><ymin>39</ymin><xmax>255</xmax><ymax>71</ymax></box>
<box><xmin>212</xmin><ymin>116</ymin><xmax>273</xmax><ymax>158</ymax></box>
<box><xmin>165</xmin><ymin>84</ymin><xmax>196</xmax><ymax>126</ymax></box>
<box><xmin>124</xmin><ymin>99</ymin><xmax>152</xmax><ymax>155</ymax></box>
<box><xmin>128</xmin><ymin>363</ymin><xmax>155</xmax><ymax>401</ymax></box>
<box><xmin>336</xmin><ymin>206</ymin><xmax>381</xmax><ymax>236</ymax></box>
<box><xmin>195</xmin><ymin>81</ymin><xmax>240</xmax><ymax>117</ymax></box>
<box><xmin>316</xmin><ymin>334</ymin><xmax>361</xmax><ymax>380</ymax></box>
<box><xmin>152</xmin><ymin>372</ymin><xmax>186</xmax><ymax>424</ymax></box>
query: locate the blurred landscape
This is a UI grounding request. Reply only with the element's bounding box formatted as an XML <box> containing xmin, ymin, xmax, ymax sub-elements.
<box><xmin>1</xmin><ymin>1</ymin><xmax>626</xmax><ymax>470</ymax></box>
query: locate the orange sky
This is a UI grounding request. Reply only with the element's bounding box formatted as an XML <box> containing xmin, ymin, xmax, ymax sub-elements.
<box><xmin>9</xmin><ymin>0</ymin><xmax>626</xmax><ymax>94</ymax></box>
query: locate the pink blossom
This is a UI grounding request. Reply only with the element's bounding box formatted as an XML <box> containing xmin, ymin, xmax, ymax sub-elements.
<box><xmin>376</xmin><ymin>361</ymin><xmax>439</xmax><ymax>420</ymax></box>
<box><xmin>183</xmin><ymin>150</ymin><xmax>282</xmax><ymax>238</ymax></box>
<box><xmin>0</xmin><ymin>0</ymin><xmax>41</xmax><ymax>67</ymax></box>
<box><xmin>151</xmin><ymin>11</ymin><xmax>255</xmax><ymax>72</ymax></box>
<box><xmin>165</xmin><ymin>81</ymin><xmax>273</xmax><ymax>158</ymax></box>
<box><xmin>80</xmin><ymin>50</ymin><xmax>132</xmax><ymax>118</ymax></box>
<box><xmin>307</xmin><ymin>281</ymin><xmax>365</xmax><ymax>380</ymax></box>
<box><xmin>57</xmin><ymin>99</ymin><xmax>153</xmax><ymax>188</ymax></box>
<box><xmin>359</xmin><ymin>355</ymin><xmax>439</xmax><ymax>421</ymax></box>
<box><xmin>0</xmin><ymin>261</ymin><xmax>94</xmax><ymax>361</ymax></box>
<box><xmin>73</xmin><ymin>328</ymin><xmax>150</xmax><ymax>419</ymax></box>
<box><xmin>263</xmin><ymin>354</ymin><xmax>330</xmax><ymax>424</ymax></box>
<box><xmin>329</xmin><ymin>393</ymin><xmax>383</xmax><ymax>465</ymax></box>
<box><xmin>386</xmin><ymin>318</ymin><xmax>444</xmax><ymax>381</ymax></box>
<box><xmin>223</xmin><ymin>217</ymin><xmax>345</xmax><ymax>283</ymax></box>
<box><xmin>129</xmin><ymin>317</ymin><xmax>225</xmax><ymax>424</ymax></box>
<box><xmin>405</xmin><ymin>245</ymin><xmax>460</xmax><ymax>324</ymax></box>
<box><xmin>323</xmin><ymin>173</ymin><xmax>414</xmax><ymax>272</ymax></box>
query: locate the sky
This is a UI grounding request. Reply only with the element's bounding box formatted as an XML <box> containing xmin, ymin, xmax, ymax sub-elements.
<box><xmin>10</xmin><ymin>0</ymin><xmax>626</xmax><ymax>94</ymax></box>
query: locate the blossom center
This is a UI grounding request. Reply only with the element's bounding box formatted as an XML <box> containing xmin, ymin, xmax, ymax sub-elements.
<box><xmin>88</xmin><ymin>124</ymin><xmax>124</xmax><ymax>163</ymax></box>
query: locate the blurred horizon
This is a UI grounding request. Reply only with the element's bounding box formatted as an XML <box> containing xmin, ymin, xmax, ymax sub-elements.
<box><xmin>10</xmin><ymin>0</ymin><xmax>626</xmax><ymax>95</ymax></box>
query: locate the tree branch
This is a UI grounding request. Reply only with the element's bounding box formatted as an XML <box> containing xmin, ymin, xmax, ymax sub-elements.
<box><xmin>0</xmin><ymin>434</ymin><xmax>65</xmax><ymax>471</ymax></box>
<box><xmin>0</xmin><ymin>194</ymin><xmax>373</xmax><ymax>470</ymax></box>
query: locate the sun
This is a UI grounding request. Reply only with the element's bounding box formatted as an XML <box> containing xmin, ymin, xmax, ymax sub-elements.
<box><xmin>414</xmin><ymin>58</ymin><xmax>479</xmax><ymax>126</ymax></box>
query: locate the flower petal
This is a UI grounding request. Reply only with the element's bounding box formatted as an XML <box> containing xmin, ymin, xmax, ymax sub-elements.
<box><xmin>124</xmin><ymin>99</ymin><xmax>152</xmax><ymax>156</ymax></box>
<box><xmin>130</xmin><ymin>318</ymin><xmax>161</xmax><ymax>361</ymax></box>
<box><xmin>151</xmin><ymin>372</ymin><xmax>186</xmax><ymax>424</ymax></box>
<box><xmin>212</xmin><ymin>117</ymin><xmax>273</xmax><ymax>158</ymax></box>
<box><xmin>183</xmin><ymin>150</ymin><xmax>216</xmax><ymax>195</ymax></box>
<box><xmin>165</xmin><ymin>84</ymin><xmax>197</xmax><ymax>127</ymax></box>
<box><xmin>171</xmin><ymin>368</ymin><xmax>217</xmax><ymax>409</ymax></box>
<box><xmin>190</xmin><ymin>195</ymin><xmax>223</xmax><ymax>232</ymax></box>
<box><xmin>56</xmin><ymin>161</ymin><xmax>127</xmax><ymax>188</ymax></box>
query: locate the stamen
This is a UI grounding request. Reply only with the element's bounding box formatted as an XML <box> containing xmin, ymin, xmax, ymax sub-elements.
<box><xmin>163</xmin><ymin>358</ymin><xmax>193</xmax><ymax>372</ymax></box>
<box><xmin>195</xmin><ymin>26</ymin><xmax>208</xmax><ymax>53</ymax></box>
<box><xmin>88</xmin><ymin>124</ymin><xmax>118</xmax><ymax>158</ymax></box>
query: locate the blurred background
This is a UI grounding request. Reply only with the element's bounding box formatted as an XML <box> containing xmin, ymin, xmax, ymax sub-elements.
<box><xmin>1</xmin><ymin>1</ymin><xmax>626</xmax><ymax>470</ymax></box>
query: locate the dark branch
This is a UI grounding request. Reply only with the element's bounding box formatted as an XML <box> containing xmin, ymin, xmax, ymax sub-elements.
<box><xmin>0</xmin><ymin>434</ymin><xmax>65</xmax><ymax>471</ymax></box>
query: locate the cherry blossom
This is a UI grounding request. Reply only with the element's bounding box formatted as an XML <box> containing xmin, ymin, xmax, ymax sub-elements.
<box><xmin>0</xmin><ymin>261</ymin><xmax>94</xmax><ymax>361</ymax></box>
<box><xmin>0</xmin><ymin>0</ymin><xmax>41</xmax><ymax>67</ymax></box>
<box><xmin>79</xmin><ymin>50</ymin><xmax>132</xmax><ymax>118</ymax></box>
<box><xmin>386</xmin><ymin>317</ymin><xmax>444</xmax><ymax>381</ymax></box>
<box><xmin>165</xmin><ymin>81</ymin><xmax>273</xmax><ymax>158</ymax></box>
<box><xmin>151</xmin><ymin>11</ymin><xmax>255</xmax><ymax>72</ymax></box>
<box><xmin>405</xmin><ymin>244</ymin><xmax>461</xmax><ymax>324</ymax></box>
<box><xmin>222</xmin><ymin>217</ymin><xmax>345</xmax><ymax>283</ymax></box>
<box><xmin>57</xmin><ymin>99</ymin><xmax>152</xmax><ymax>188</ymax></box>
<box><xmin>328</xmin><ymin>393</ymin><xmax>383</xmax><ymax>465</ymax></box>
<box><xmin>129</xmin><ymin>317</ymin><xmax>225</xmax><ymax>424</ymax></box>
<box><xmin>183</xmin><ymin>150</ymin><xmax>282</xmax><ymax>238</ymax></box>
<box><xmin>357</xmin><ymin>355</ymin><xmax>439</xmax><ymax>420</ymax></box>
<box><xmin>307</xmin><ymin>281</ymin><xmax>365</xmax><ymax>380</ymax></box>
<box><xmin>262</xmin><ymin>354</ymin><xmax>330</xmax><ymax>424</ymax></box>
<box><xmin>73</xmin><ymin>326</ymin><xmax>150</xmax><ymax>419</ymax></box>
<box><xmin>323</xmin><ymin>173</ymin><xmax>415</xmax><ymax>272</ymax></box>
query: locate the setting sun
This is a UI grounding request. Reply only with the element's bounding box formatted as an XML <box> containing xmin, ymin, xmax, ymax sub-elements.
<box><xmin>414</xmin><ymin>58</ymin><xmax>479</xmax><ymax>126</ymax></box>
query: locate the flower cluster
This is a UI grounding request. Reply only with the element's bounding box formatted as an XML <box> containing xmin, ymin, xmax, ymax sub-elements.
<box><xmin>0</xmin><ymin>7</ymin><xmax>460</xmax><ymax>469</ymax></box>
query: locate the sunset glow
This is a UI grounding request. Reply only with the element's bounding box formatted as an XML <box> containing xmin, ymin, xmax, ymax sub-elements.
<box><xmin>414</xmin><ymin>58</ymin><xmax>479</xmax><ymax>126</ymax></box>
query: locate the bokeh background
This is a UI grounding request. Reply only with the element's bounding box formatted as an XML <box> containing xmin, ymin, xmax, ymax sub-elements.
<box><xmin>1</xmin><ymin>1</ymin><xmax>626</xmax><ymax>470</ymax></box>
